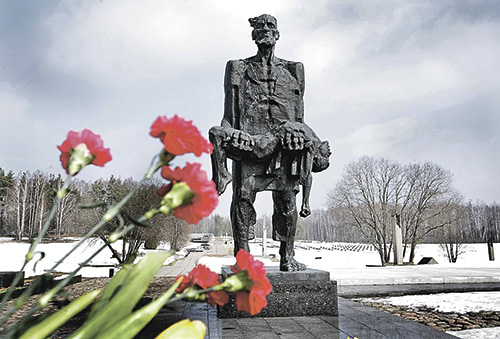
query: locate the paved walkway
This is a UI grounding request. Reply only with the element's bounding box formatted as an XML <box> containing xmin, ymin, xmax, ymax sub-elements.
<box><xmin>155</xmin><ymin>241</ymin><xmax>232</xmax><ymax>278</ymax></box>
<box><xmin>156</xmin><ymin>251</ymin><xmax>205</xmax><ymax>277</ymax></box>
<box><xmin>153</xmin><ymin>240</ymin><xmax>500</xmax><ymax>338</ymax></box>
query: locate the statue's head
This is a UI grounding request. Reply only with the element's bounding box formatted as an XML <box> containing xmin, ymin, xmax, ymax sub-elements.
<box><xmin>312</xmin><ymin>141</ymin><xmax>331</xmax><ymax>173</ymax></box>
<box><xmin>249</xmin><ymin>14</ymin><xmax>280</xmax><ymax>48</ymax></box>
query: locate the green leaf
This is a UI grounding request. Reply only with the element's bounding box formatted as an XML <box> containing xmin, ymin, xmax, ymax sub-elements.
<box><xmin>19</xmin><ymin>290</ymin><xmax>100</xmax><ymax>339</ymax></box>
<box><xmin>87</xmin><ymin>263</ymin><xmax>133</xmax><ymax>319</ymax></box>
<box><xmin>122</xmin><ymin>212</ymin><xmax>152</xmax><ymax>228</ymax></box>
<box><xmin>33</xmin><ymin>251</ymin><xmax>46</xmax><ymax>272</ymax></box>
<box><xmin>68</xmin><ymin>252</ymin><xmax>171</xmax><ymax>339</ymax></box>
<box><xmin>97</xmin><ymin>278</ymin><xmax>182</xmax><ymax>339</ymax></box>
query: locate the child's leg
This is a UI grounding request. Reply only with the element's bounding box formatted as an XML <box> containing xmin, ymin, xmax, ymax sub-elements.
<box><xmin>209</xmin><ymin>126</ymin><xmax>233</xmax><ymax>195</ymax></box>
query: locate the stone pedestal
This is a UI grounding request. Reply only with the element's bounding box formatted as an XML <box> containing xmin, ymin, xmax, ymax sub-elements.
<box><xmin>218</xmin><ymin>266</ymin><xmax>338</xmax><ymax>318</ymax></box>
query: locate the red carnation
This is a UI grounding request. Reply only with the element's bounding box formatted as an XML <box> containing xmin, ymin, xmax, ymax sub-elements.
<box><xmin>232</xmin><ymin>250</ymin><xmax>272</xmax><ymax>315</ymax></box>
<box><xmin>175</xmin><ymin>264</ymin><xmax>229</xmax><ymax>307</ymax></box>
<box><xmin>160</xmin><ymin>163</ymin><xmax>218</xmax><ymax>225</ymax></box>
<box><xmin>150</xmin><ymin>115</ymin><xmax>213</xmax><ymax>157</ymax></box>
<box><xmin>57</xmin><ymin>129</ymin><xmax>112</xmax><ymax>175</ymax></box>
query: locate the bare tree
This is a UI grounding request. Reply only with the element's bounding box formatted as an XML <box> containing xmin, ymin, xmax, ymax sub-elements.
<box><xmin>328</xmin><ymin>157</ymin><xmax>404</xmax><ymax>264</ymax></box>
<box><xmin>0</xmin><ymin>168</ymin><xmax>14</xmax><ymax>234</ymax></box>
<box><xmin>466</xmin><ymin>201</ymin><xmax>500</xmax><ymax>259</ymax></box>
<box><xmin>401</xmin><ymin>162</ymin><xmax>462</xmax><ymax>262</ymax></box>
<box><xmin>5</xmin><ymin>172</ymin><xmax>30</xmax><ymax>240</ymax></box>
<box><xmin>328</xmin><ymin>156</ymin><xmax>462</xmax><ymax>265</ymax></box>
<box><xmin>437</xmin><ymin>204</ymin><xmax>469</xmax><ymax>263</ymax></box>
<box><xmin>193</xmin><ymin>214</ymin><xmax>231</xmax><ymax>237</ymax></box>
<box><xmin>165</xmin><ymin>215</ymin><xmax>190</xmax><ymax>251</ymax></box>
<box><xmin>49</xmin><ymin>175</ymin><xmax>79</xmax><ymax>238</ymax></box>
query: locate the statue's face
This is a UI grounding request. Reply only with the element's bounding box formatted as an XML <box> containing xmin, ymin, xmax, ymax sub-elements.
<box><xmin>252</xmin><ymin>16</ymin><xmax>279</xmax><ymax>47</ymax></box>
<box><xmin>319</xmin><ymin>141</ymin><xmax>332</xmax><ymax>157</ymax></box>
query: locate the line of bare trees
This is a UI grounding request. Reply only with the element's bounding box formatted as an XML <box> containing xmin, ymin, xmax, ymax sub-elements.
<box><xmin>304</xmin><ymin>156</ymin><xmax>498</xmax><ymax>265</ymax></box>
<box><xmin>0</xmin><ymin>170</ymin><xmax>80</xmax><ymax>239</ymax></box>
<box><xmin>0</xmin><ymin>168</ymin><xmax>190</xmax><ymax>263</ymax></box>
<box><xmin>192</xmin><ymin>213</ymin><xmax>232</xmax><ymax>237</ymax></box>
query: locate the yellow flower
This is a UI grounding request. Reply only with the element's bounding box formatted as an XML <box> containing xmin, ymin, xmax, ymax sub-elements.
<box><xmin>155</xmin><ymin>319</ymin><xmax>206</xmax><ymax>339</ymax></box>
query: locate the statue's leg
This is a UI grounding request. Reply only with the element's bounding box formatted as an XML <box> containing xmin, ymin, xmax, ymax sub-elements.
<box><xmin>230</xmin><ymin>179</ymin><xmax>257</xmax><ymax>256</ymax></box>
<box><xmin>272</xmin><ymin>189</ymin><xmax>306</xmax><ymax>271</ymax></box>
<box><xmin>208</xmin><ymin>126</ymin><xmax>232</xmax><ymax>195</ymax></box>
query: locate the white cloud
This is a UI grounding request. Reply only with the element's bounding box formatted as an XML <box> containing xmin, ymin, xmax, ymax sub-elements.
<box><xmin>2</xmin><ymin>0</ymin><xmax>500</xmax><ymax>209</ymax></box>
<box><xmin>42</xmin><ymin>0</ymin><xmax>304</xmax><ymax>81</ymax></box>
<box><xmin>0</xmin><ymin>82</ymin><xmax>30</xmax><ymax>122</ymax></box>
<box><xmin>340</xmin><ymin>115</ymin><xmax>421</xmax><ymax>157</ymax></box>
<box><xmin>301</xmin><ymin>2</ymin><xmax>500</xmax><ymax>125</ymax></box>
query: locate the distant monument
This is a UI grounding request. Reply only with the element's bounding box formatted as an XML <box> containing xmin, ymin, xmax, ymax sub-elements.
<box><xmin>209</xmin><ymin>14</ymin><xmax>331</xmax><ymax>271</ymax></box>
<box><xmin>393</xmin><ymin>214</ymin><xmax>403</xmax><ymax>265</ymax></box>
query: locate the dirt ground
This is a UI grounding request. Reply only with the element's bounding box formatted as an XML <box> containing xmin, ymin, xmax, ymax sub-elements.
<box><xmin>1</xmin><ymin>276</ymin><xmax>175</xmax><ymax>338</ymax></box>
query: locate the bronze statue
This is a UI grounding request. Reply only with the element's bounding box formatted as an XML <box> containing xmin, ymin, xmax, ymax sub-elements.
<box><xmin>210</xmin><ymin>14</ymin><xmax>331</xmax><ymax>271</ymax></box>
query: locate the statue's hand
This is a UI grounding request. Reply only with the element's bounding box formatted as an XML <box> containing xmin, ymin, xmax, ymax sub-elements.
<box><xmin>300</xmin><ymin>202</ymin><xmax>311</xmax><ymax>218</ymax></box>
<box><xmin>231</xmin><ymin>130</ymin><xmax>254</xmax><ymax>151</ymax></box>
<box><xmin>282</xmin><ymin>131</ymin><xmax>305</xmax><ymax>151</ymax></box>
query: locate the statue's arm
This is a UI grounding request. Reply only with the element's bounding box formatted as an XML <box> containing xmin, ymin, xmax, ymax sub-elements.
<box><xmin>220</xmin><ymin>60</ymin><xmax>255</xmax><ymax>151</ymax></box>
<box><xmin>222</xmin><ymin>60</ymin><xmax>241</xmax><ymax>129</ymax></box>
<box><xmin>295</xmin><ymin>62</ymin><xmax>305</xmax><ymax>123</ymax></box>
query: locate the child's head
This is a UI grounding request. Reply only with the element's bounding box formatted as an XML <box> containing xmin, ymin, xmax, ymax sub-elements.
<box><xmin>312</xmin><ymin>141</ymin><xmax>331</xmax><ymax>172</ymax></box>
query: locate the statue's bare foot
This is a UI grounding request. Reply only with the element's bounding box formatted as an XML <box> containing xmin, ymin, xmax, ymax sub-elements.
<box><xmin>215</xmin><ymin>169</ymin><xmax>232</xmax><ymax>195</ymax></box>
<box><xmin>280</xmin><ymin>258</ymin><xmax>306</xmax><ymax>271</ymax></box>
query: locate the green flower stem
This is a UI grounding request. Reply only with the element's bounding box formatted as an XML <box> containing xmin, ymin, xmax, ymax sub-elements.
<box><xmin>39</xmin><ymin>242</ymin><xmax>108</xmax><ymax>308</ymax></box>
<box><xmin>216</xmin><ymin>271</ymin><xmax>253</xmax><ymax>292</ymax></box>
<box><xmin>0</xmin><ymin>174</ymin><xmax>72</xmax><ymax>325</ymax></box>
<box><xmin>144</xmin><ymin>182</ymin><xmax>195</xmax><ymax>220</ymax></box>
<box><xmin>19</xmin><ymin>290</ymin><xmax>101</xmax><ymax>339</ymax></box>
<box><xmin>103</xmin><ymin>176</ymin><xmax>148</xmax><ymax>222</ymax></box>
<box><xmin>146</xmin><ymin>150</ymin><xmax>174</xmax><ymax>179</ymax></box>
<box><xmin>3</xmin><ymin>241</ymin><xmax>112</xmax><ymax>338</ymax></box>
<box><xmin>0</xmin><ymin>273</ymin><xmax>51</xmax><ymax>333</ymax></box>
<box><xmin>165</xmin><ymin>284</ymin><xmax>224</xmax><ymax>305</ymax></box>
<box><xmin>143</xmin><ymin>208</ymin><xmax>160</xmax><ymax>220</ymax></box>
<box><xmin>27</xmin><ymin>175</ymin><xmax>71</xmax><ymax>260</ymax></box>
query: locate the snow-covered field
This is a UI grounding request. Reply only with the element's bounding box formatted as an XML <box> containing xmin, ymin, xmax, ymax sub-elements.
<box><xmin>0</xmin><ymin>237</ymin><xmax>178</xmax><ymax>277</ymax></box>
<box><xmin>199</xmin><ymin>239</ymin><xmax>500</xmax><ymax>272</ymax></box>
<box><xmin>1</xmin><ymin>237</ymin><xmax>500</xmax><ymax>338</ymax></box>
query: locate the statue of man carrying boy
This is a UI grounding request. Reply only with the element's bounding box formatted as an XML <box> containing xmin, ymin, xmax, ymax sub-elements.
<box><xmin>209</xmin><ymin>14</ymin><xmax>331</xmax><ymax>271</ymax></box>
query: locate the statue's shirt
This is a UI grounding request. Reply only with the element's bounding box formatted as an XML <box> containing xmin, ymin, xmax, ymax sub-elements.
<box><xmin>225</xmin><ymin>58</ymin><xmax>304</xmax><ymax>136</ymax></box>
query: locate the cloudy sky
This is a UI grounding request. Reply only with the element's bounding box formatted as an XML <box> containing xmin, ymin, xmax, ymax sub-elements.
<box><xmin>1</xmin><ymin>0</ymin><xmax>499</xmax><ymax>217</ymax></box>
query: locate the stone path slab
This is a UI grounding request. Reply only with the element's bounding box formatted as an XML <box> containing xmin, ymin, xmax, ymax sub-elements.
<box><xmin>136</xmin><ymin>296</ymin><xmax>461</xmax><ymax>338</ymax></box>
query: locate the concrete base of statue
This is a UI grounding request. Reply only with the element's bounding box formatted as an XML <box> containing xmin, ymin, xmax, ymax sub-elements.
<box><xmin>217</xmin><ymin>266</ymin><xmax>338</xmax><ymax>318</ymax></box>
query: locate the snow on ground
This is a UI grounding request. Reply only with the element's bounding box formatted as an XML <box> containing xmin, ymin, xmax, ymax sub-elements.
<box><xmin>365</xmin><ymin>291</ymin><xmax>500</xmax><ymax>313</ymax></box>
<box><xmin>2</xmin><ymin>237</ymin><xmax>499</xmax><ymax>278</ymax></box>
<box><xmin>452</xmin><ymin>327</ymin><xmax>500</xmax><ymax>339</ymax></box>
<box><xmin>199</xmin><ymin>240</ymin><xmax>500</xmax><ymax>273</ymax></box>
<box><xmin>0</xmin><ymin>237</ymin><xmax>174</xmax><ymax>277</ymax></box>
